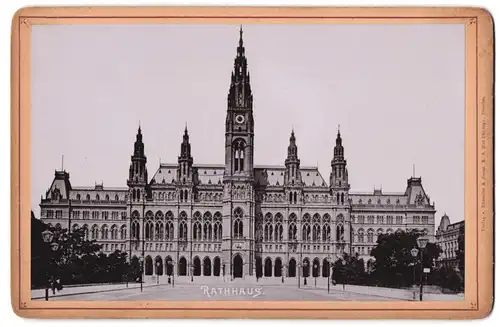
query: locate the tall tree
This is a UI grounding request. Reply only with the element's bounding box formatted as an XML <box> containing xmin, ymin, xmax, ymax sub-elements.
<box><xmin>331</xmin><ymin>253</ymin><xmax>367</xmax><ymax>285</ymax></box>
<box><xmin>370</xmin><ymin>231</ymin><xmax>441</xmax><ymax>287</ymax></box>
<box><xmin>31</xmin><ymin>214</ymin><xmax>131</xmax><ymax>287</ymax></box>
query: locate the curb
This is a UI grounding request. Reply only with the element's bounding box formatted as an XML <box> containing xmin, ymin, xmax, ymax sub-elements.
<box><xmin>31</xmin><ymin>283</ymin><xmax>164</xmax><ymax>300</ymax></box>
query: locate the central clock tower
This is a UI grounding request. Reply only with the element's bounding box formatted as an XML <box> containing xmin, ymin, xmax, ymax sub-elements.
<box><xmin>222</xmin><ymin>26</ymin><xmax>255</xmax><ymax>278</ymax></box>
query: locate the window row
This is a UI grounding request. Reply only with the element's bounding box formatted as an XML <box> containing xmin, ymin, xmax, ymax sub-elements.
<box><xmin>45</xmin><ymin>210</ymin><xmax>63</xmax><ymax>219</ymax></box>
<box><xmin>353</xmin><ymin>215</ymin><xmax>404</xmax><ymax>225</ymax></box>
<box><xmin>74</xmin><ymin>193</ymin><xmax>126</xmax><ymax>202</ymax></box>
<box><xmin>72</xmin><ymin>210</ymin><xmax>126</xmax><ymax>220</ymax></box>
<box><xmin>353</xmin><ymin>246</ymin><xmax>374</xmax><ymax>255</ymax></box>
<box><xmin>103</xmin><ymin>243</ymin><xmax>126</xmax><ymax>252</ymax></box>
<box><xmin>355</xmin><ymin>228</ymin><xmax>429</xmax><ymax>243</ymax></box>
<box><xmin>76</xmin><ymin>224</ymin><xmax>128</xmax><ymax>240</ymax></box>
<box><xmin>132</xmin><ymin>210</ymin><xmax>223</xmax><ymax>221</ymax></box>
<box><xmin>412</xmin><ymin>216</ymin><xmax>430</xmax><ymax>224</ymax></box>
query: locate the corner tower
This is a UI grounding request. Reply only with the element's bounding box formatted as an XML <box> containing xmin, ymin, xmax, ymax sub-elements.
<box><xmin>127</xmin><ymin>126</ymin><xmax>148</xmax><ymax>202</ymax></box>
<box><xmin>330</xmin><ymin>128</ymin><xmax>351</xmax><ymax>256</ymax></box>
<box><xmin>222</xmin><ymin>27</ymin><xmax>255</xmax><ymax>279</ymax></box>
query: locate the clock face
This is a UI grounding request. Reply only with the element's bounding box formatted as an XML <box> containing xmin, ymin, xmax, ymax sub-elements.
<box><xmin>235</xmin><ymin>115</ymin><xmax>245</xmax><ymax>124</ymax></box>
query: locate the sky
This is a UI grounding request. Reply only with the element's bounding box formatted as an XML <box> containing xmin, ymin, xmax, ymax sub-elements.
<box><xmin>31</xmin><ymin>23</ymin><xmax>465</xmax><ymax>223</ymax></box>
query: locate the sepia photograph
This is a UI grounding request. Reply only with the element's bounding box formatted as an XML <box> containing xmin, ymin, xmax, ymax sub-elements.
<box><xmin>10</xmin><ymin>5</ymin><xmax>494</xmax><ymax>319</ymax></box>
<box><xmin>29</xmin><ymin>22</ymin><xmax>466</xmax><ymax>302</ymax></box>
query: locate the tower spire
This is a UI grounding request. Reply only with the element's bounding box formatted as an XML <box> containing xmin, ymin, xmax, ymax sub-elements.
<box><xmin>285</xmin><ymin>129</ymin><xmax>301</xmax><ymax>186</ymax></box>
<box><xmin>239</xmin><ymin>25</ymin><xmax>243</xmax><ymax>46</ymax></box>
<box><xmin>227</xmin><ymin>26</ymin><xmax>252</xmax><ymax>109</ymax></box>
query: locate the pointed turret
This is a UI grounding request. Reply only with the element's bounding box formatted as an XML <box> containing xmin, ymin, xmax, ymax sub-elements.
<box><xmin>285</xmin><ymin>129</ymin><xmax>301</xmax><ymax>183</ymax></box>
<box><xmin>285</xmin><ymin>130</ymin><xmax>302</xmax><ymax>203</ymax></box>
<box><xmin>127</xmin><ymin>126</ymin><xmax>148</xmax><ymax>201</ymax></box>
<box><xmin>178</xmin><ymin>125</ymin><xmax>193</xmax><ymax>183</ymax></box>
<box><xmin>330</xmin><ymin>127</ymin><xmax>349</xmax><ymax>204</ymax></box>
<box><xmin>227</xmin><ymin>26</ymin><xmax>253</xmax><ymax>110</ymax></box>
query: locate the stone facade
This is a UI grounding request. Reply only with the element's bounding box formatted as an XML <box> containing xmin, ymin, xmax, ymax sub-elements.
<box><xmin>435</xmin><ymin>214</ymin><xmax>464</xmax><ymax>269</ymax></box>
<box><xmin>39</xmin><ymin>28</ymin><xmax>436</xmax><ymax>279</ymax></box>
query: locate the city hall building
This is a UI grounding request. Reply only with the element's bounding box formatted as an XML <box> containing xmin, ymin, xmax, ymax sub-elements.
<box><xmin>39</xmin><ymin>28</ymin><xmax>436</xmax><ymax>279</ymax></box>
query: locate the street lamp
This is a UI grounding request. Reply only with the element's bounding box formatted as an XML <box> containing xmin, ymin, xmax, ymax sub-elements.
<box><xmin>41</xmin><ymin>229</ymin><xmax>59</xmax><ymax>301</ymax></box>
<box><xmin>156</xmin><ymin>261</ymin><xmax>160</xmax><ymax>285</ymax></box>
<box><xmin>411</xmin><ymin>247</ymin><xmax>419</xmax><ymax>286</ymax></box>
<box><xmin>326</xmin><ymin>256</ymin><xmax>331</xmax><ymax>294</ymax></box>
<box><xmin>341</xmin><ymin>259</ymin><xmax>346</xmax><ymax>291</ymax></box>
<box><xmin>297</xmin><ymin>263</ymin><xmax>301</xmax><ymax>289</ymax></box>
<box><xmin>417</xmin><ymin>236</ymin><xmax>429</xmax><ymax>301</ymax></box>
<box><xmin>303</xmin><ymin>261</ymin><xmax>309</xmax><ymax>286</ymax></box>
<box><xmin>190</xmin><ymin>265</ymin><xmax>194</xmax><ymax>282</ymax></box>
<box><xmin>314</xmin><ymin>263</ymin><xmax>318</xmax><ymax>287</ymax></box>
<box><xmin>166</xmin><ymin>259</ymin><xmax>174</xmax><ymax>287</ymax></box>
<box><xmin>139</xmin><ymin>257</ymin><xmax>144</xmax><ymax>292</ymax></box>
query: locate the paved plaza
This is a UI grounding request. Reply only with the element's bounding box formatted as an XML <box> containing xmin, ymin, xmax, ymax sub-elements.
<box><xmin>31</xmin><ymin>276</ymin><xmax>464</xmax><ymax>301</ymax></box>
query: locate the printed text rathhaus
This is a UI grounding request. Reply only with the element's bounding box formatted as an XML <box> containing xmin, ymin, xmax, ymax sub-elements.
<box><xmin>40</xmin><ymin>28</ymin><xmax>436</xmax><ymax>280</ymax></box>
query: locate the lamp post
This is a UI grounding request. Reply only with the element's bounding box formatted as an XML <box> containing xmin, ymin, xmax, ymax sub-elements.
<box><xmin>326</xmin><ymin>256</ymin><xmax>331</xmax><ymax>294</ymax></box>
<box><xmin>41</xmin><ymin>229</ymin><xmax>59</xmax><ymax>301</ymax></box>
<box><xmin>167</xmin><ymin>259</ymin><xmax>174</xmax><ymax>287</ymax></box>
<box><xmin>341</xmin><ymin>259</ymin><xmax>346</xmax><ymax>291</ymax></box>
<box><xmin>190</xmin><ymin>265</ymin><xmax>194</xmax><ymax>282</ymax></box>
<box><xmin>139</xmin><ymin>257</ymin><xmax>144</xmax><ymax>292</ymax></box>
<box><xmin>314</xmin><ymin>263</ymin><xmax>318</xmax><ymax>287</ymax></box>
<box><xmin>417</xmin><ymin>237</ymin><xmax>429</xmax><ymax>301</ymax></box>
<box><xmin>303</xmin><ymin>261</ymin><xmax>308</xmax><ymax>286</ymax></box>
<box><xmin>297</xmin><ymin>263</ymin><xmax>301</xmax><ymax>288</ymax></box>
<box><xmin>281</xmin><ymin>266</ymin><xmax>284</xmax><ymax>283</ymax></box>
<box><xmin>411</xmin><ymin>247</ymin><xmax>419</xmax><ymax>287</ymax></box>
<box><xmin>156</xmin><ymin>261</ymin><xmax>160</xmax><ymax>285</ymax></box>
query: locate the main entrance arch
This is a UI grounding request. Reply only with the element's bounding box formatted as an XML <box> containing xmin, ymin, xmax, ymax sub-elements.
<box><xmin>233</xmin><ymin>254</ymin><xmax>243</xmax><ymax>278</ymax></box>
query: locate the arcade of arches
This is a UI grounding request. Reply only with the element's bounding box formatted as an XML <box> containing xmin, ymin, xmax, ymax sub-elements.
<box><xmin>139</xmin><ymin>255</ymin><xmax>333</xmax><ymax>279</ymax></box>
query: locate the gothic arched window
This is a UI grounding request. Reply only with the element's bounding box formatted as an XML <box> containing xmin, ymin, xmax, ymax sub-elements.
<box><xmin>233</xmin><ymin>139</ymin><xmax>246</xmax><ymax>173</ymax></box>
<box><xmin>179</xmin><ymin>221</ymin><xmax>187</xmax><ymax>240</ymax></box>
<box><xmin>336</xmin><ymin>224</ymin><xmax>344</xmax><ymax>241</ymax></box>
<box><xmin>193</xmin><ymin>221</ymin><xmax>202</xmax><ymax>240</ymax></box>
<box><xmin>155</xmin><ymin>221</ymin><xmax>164</xmax><ymax>240</ymax></box>
<box><xmin>357</xmin><ymin>229</ymin><xmax>365</xmax><ymax>242</ymax></box>
<box><xmin>288</xmin><ymin>222</ymin><xmax>297</xmax><ymax>241</ymax></box>
<box><xmin>233</xmin><ymin>208</ymin><xmax>244</xmax><ymax>238</ymax></box>
<box><xmin>110</xmin><ymin>225</ymin><xmax>118</xmax><ymax>240</ymax></box>
<box><xmin>367</xmin><ymin>229</ymin><xmax>374</xmax><ymax>242</ymax></box>
<box><xmin>264</xmin><ymin>223</ymin><xmax>273</xmax><ymax>241</ymax></box>
<box><xmin>166</xmin><ymin>221</ymin><xmax>174</xmax><ymax>240</ymax></box>
<box><xmin>214</xmin><ymin>221</ymin><xmax>222</xmax><ymax>240</ymax></box>
<box><xmin>101</xmin><ymin>225</ymin><xmax>109</xmax><ymax>240</ymax></box>
<box><xmin>302</xmin><ymin>223</ymin><xmax>311</xmax><ymax>241</ymax></box>
<box><xmin>120</xmin><ymin>225</ymin><xmax>127</xmax><ymax>239</ymax></box>
<box><xmin>91</xmin><ymin>224</ymin><xmax>99</xmax><ymax>240</ymax></box>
